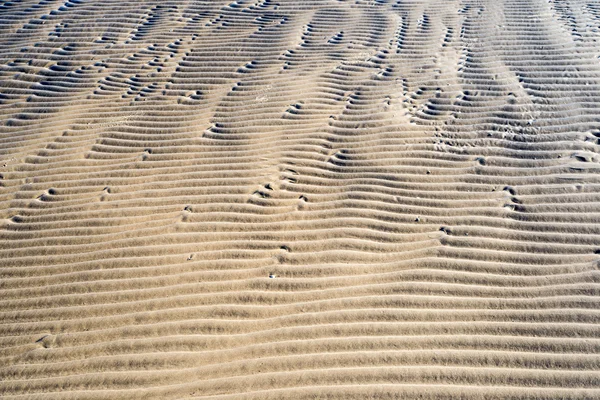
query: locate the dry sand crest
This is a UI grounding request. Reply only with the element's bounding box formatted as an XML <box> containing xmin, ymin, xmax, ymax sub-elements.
<box><xmin>1</xmin><ymin>0</ymin><xmax>600</xmax><ymax>398</ymax></box>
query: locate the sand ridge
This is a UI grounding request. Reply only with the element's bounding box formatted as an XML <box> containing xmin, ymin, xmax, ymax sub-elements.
<box><xmin>1</xmin><ymin>0</ymin><xmax>600</xmax><ymax>398</ymax></box>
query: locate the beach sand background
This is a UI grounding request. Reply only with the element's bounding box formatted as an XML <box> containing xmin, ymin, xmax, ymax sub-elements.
<box><xmin>1</xmin><ymin>0</ymin><xmax>600</xmax><ymax>398</ymax></box>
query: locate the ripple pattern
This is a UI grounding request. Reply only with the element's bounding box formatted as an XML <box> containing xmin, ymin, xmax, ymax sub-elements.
<box><xmin>1</xmin><ymin>0</ymin><xmax>600</xmax><ymax>398</ymax></box>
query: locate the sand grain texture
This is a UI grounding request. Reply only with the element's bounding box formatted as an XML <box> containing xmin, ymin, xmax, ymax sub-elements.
<box><xmin>1</xmin><ymin>0</ymin><xmax>600</xmax><ymax>398</ymax></box>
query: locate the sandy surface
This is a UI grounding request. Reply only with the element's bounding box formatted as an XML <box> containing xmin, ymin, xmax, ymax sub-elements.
<box><xmin>1</xmin><ymin>0</ymin><xmax>600</xmax><ymax>398</ymax></box>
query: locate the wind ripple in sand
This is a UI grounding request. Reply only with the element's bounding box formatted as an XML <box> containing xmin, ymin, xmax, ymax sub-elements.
<box><xmin>1</xmin><ymin>0</ymin><xmax>600</xmax><ymax>399</ymax></box>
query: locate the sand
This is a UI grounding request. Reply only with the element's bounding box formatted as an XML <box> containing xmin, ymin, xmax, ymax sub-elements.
<box><xmin>1</xmin><ymin>0</ymin><xmax>600</xmax><ymax>398</ymax></box>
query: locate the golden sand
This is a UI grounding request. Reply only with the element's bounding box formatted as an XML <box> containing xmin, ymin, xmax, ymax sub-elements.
<box><xmin>1</xmin><ymin>0</ymin><xmax>600</xmax><ymax>398</ymax></box>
